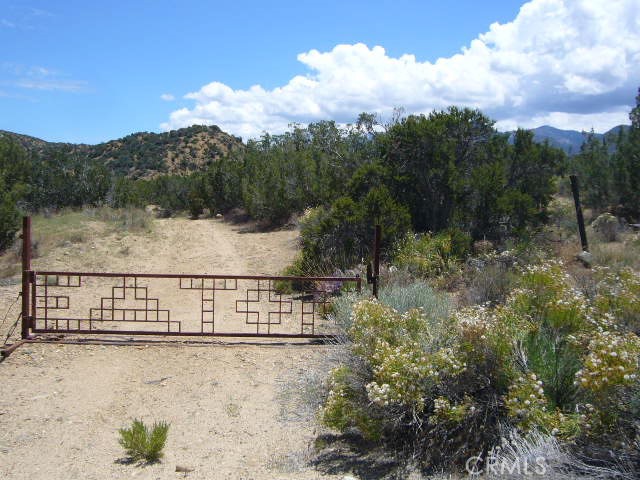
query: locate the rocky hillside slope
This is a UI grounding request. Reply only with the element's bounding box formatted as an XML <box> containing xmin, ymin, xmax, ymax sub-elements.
<box><xmin>0</xmin><ymin>125</ymin><xmax>243</xmax><ymax>178</ymax></box>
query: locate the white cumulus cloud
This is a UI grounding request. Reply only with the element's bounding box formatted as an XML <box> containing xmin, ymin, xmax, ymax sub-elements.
<box><xmin>161</xmin><ymin>0</ymin><xmax>640</xmax><ymax>138</ymax></box>
<box><xmin>160</xmin><ymin>93</ymin><xmax>175</xmax><ymax>101</ymax></box>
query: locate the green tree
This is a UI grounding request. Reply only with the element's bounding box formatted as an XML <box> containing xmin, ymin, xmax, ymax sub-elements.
<box><xmin>571</xmin><ymin>130</ymin><xmax>612</xmax><ymax>211</ymax></box>
<box><xmin>0</xmin><ymin>137</ymin><xmax>31</xmax><ymax>251</ymax></box>
<box><xmin>612</xmin><ymin>88</ymin><xmax>640</xmax><ymax>220</ymax></box>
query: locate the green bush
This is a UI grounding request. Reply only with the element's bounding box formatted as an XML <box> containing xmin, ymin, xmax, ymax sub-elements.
<box><xmin>299</xmin><ymin>188</ymin><xmax>411</xmax><ymax>271</ymax></box>
<box><xmin>0</xmin><ymin>187</ymin><xmax>20</xmax><ymax>252</ymax></box>
<box><xmin>377</xmin><ymin>281</ymin><xmax>451</xmax><ymax>318</ymax></box>
<box><xmin>591</xmin><ymin>212</ymin><xmax>619</xmax><ymax>242</ymax></box>
<box><xmin>118</xmin><ymin>419</ymin><xmax>169</xmax><ymax>463</ymax></box>
<box><xmin>393</xmin><ymin>230</ymin><xmax>470</xmax><ymax>279</ymax></box>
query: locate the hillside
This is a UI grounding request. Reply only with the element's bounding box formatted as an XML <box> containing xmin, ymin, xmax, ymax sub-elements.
<box><xmin>0</xmin><ymin>125</ymin><xmax>243</xmax><ymax>178</ymax></box>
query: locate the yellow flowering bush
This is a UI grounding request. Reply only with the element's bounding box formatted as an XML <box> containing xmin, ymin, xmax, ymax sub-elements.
<box><xmin>349</xmin><ymin>299</ymin><xmax>431</xmax><ymax>359</ymax></box>
<box><xmin>509</xmin><ymin>261</ymin><xmax>594</xmax><ymax>334</ymax></box>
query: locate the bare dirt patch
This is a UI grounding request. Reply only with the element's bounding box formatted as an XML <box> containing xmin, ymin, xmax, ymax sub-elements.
<box><xmin>0</xmin><ymin>216</ymin><xmax>344</xmax><ymax>479</ymax></box>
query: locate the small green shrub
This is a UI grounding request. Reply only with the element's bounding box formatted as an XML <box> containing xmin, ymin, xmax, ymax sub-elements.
<box><xmin>274</xmin><ymin>253</ymin><xmax>321</xmax><ymax>293</ymax></box>
<box><xmin>591</xmin><ymin>213</ymin><xmax>619</xmax><ymax>242</ymax></box>
<box><xmin>464</xmin><ymin>260</ymin><xmax>518</xmax><ymax>306</ymax></box>
<box><xmin>393</xmin><ymin>230</ymin><xmax>470</xmax><ymax>279</ymax></box>
<box><xmin>118</xmin><ymin>419</ymin><xmax>169</xmax><ymax>463</ymax></box>
<box><xmin>547</xmin><ymin>196</ymin><xmax>578</xmax><ymax>239</ymax></box>
<box><xmin>320</xmin><ymin>365</ymin><xmax>382</xmax><ymax>441</ymax></box>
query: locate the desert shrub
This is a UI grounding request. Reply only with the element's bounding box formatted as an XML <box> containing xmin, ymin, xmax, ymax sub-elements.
<box><xmin>84</xmin><ymin>207</ymin><xmax>152</xmax><ymax>232</ymax></box>
<box><xmin>591</xmin><ymin>213</ymin><xmax>619</xmax><ymax>242</ymax></box>
<box><xmin>0</xmin><ymin>187</ymin><xmax>21</xmax><ymax>252</ymax></box>
<box><xmin>298</xmin><ymin>189</ymin><xmax>411</xmax><ymax>271</ymax></box>
<box><xmin>378</xmin><ymin>281</ymin><xmax>451</xmax><ymax>318</ymax></box>
<box><xmin>462</xmin><ymin>250</ymin><xmax>520</xmax><ymax>306</ymax></box>
<box><xmin>547</xmin><ymin>196</ymin><xmax>578</xmax><ymax>240</ymax></box>
<box><xmin>274</xmin><ymin>253</ymin><xmax>317</xmax><ymax>293</ymax></box>
<box><xmin>592</xmin><ymin>267</ymin><xmax>640</xmax><ymax>334</ymax></box>
<box><xmin>320</xmin><ymin>365</ymin><xmax>383</xmax><ymax>440</ymax></box>
<box><xmin>327</xmin><ymin>290</ymin><xmax>366</xmax><ymax>332</ymax></box>
<box><xmin>187</xmin><ymin>188</ymin><xmax>205</xmax><ymax>219</ymax></box>
<box><xmin>590</xmin><ymin>233</ymin><xmax>640</xmax><ymax>270</ymax></box>
<box><xmin>319</xmin><ymin>258</ymin><xmax>640</xmax><ymax>470</ymax></box>
<box><xmin>118</xmin><ymin>419</ymin><xmax>169</xmax><ymax>463</ymax></box>
<box><xmin>393</xmin><ymin>230</ymin><xmax>470</xmax><ymax>279</ymax></box>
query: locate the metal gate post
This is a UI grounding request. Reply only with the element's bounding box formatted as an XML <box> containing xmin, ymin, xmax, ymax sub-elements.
<box><xmin>569</xmin><ymin>174</ymin><xmax>589</xmax><ymax>252</ymax></box>
<box><xmin>21</xmin><ymin>216</ymin><xmax>32</xmax><ymax>339</ymax></box>
<box><xmin>372</xmin><ymin>224</ymin><xmax>381</xmax><ymax>298</ymax></box>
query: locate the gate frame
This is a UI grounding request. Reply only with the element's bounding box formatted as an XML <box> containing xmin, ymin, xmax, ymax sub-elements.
<box><xmin>19</xmin><ymin>216</ymin><xmax>379</xmax><ymax>340</ymax></box>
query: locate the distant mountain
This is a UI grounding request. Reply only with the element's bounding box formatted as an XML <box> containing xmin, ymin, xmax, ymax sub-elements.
<box><xmin>0</xmin><ymin>125</ymin><xmax>243</xmax><ymax>178</ymax></box>
<box><xmin>509</xmin><ymin>125</ymin><xmax>630</xmax><ymax>155</ymax></box>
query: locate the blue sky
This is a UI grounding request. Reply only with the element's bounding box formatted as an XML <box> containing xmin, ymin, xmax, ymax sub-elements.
<box><xmin>1</xmin><ymin>0</ymin><xmax>638</xmax><ymax>144</ymax></box>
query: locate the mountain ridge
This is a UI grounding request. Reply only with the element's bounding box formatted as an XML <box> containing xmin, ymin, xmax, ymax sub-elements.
<box><xmin>509</xmin><ymin>124</ymin><xmax>629</xmax><ymax>154</ymax></box>
<box><xmin>0</xmin><ymin>125</ymin><xmax>243</xmax><ymax>179</ymax></box>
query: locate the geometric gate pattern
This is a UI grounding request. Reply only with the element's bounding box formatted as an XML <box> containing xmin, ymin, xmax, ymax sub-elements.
<box><xmin>31</xmin><ymin>271</ymin><xmax>361</xmax><ymax>338</ymax></box>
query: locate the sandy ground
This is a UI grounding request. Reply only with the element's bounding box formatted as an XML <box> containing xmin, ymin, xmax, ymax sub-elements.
<box><xmin>0</xmin><ymin>217</ymin><xmax>347</xmax><ymax>479</ymax></box>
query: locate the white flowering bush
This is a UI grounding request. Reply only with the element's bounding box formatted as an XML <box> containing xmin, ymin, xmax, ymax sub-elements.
<box><xmin>349</xmin><ymin>300</ymin><xmax>464</xmax><ymax>412</ymax></box>
<box><xmin>575</xmin><ymin>330</ymin><xmax>640</xmax><ymax>393</ymax></box>
<box><xmin>430</xmin><ymin>395</ymin><xmax>474</xmax><ymax>424</ymax></box>
<box><xmin>593</xmin><ymin>267</ymin><xmax>640</xmax><ymax>333</ymax></box>
<box><xmin>505</xmin><ymin>373</ymin><xmax>581</xmax><ymax>439</ymax></box>
<box><xmin>318</xmin><ymin>258</ymin><xmax>640</xmax><ymax>470</ymax></box>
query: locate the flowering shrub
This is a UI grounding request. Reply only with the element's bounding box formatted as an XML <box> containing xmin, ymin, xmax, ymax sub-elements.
<box><xmin>505</xmin><ymin>373</ymin><xmax>581</xmax><ymax>439</ymax></box>
<box><xmin>593</xmin><ymin>267</ymin><xmax>640</xmax><ymax>333</ymax></box>
<box><xmin>349</xmin><ymin>299</ymin><xmax>464</xmax><ymax>412</ymax></box>
<box><xmin>319</xmin><ymin>258</ymin><xmax>640</xmax><ymax>470</ymax></box>
<box><xmin>430</xmin><ymin>395</ymin><xmax>474</xmax><ymax>424</ymax></box>
<box><xmin>320</xmin><ymin>366</ymin><xmax>382</xmax><ymax>440</ymax></box>
<box><xmin>575</xmin><ymin>330</ymin><xmax>640</xmax><ymax>393</ymax></box>
<box><xmin>506</xmin><ymin>373</ymin><xmax>549</xmax><ymax>430</ymax></box>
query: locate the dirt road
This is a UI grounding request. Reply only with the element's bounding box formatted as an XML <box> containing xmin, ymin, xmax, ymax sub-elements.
<box><xmin>0</xmin><ymin>217</ymin><xmax>345</xmax><ymax>479</ymax></box>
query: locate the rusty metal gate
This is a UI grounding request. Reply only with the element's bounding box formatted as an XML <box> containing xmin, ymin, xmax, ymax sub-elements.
<box><xmin>19</xmin><ymin>218</ymin><xmax>363</xmax><ymax>340</ymax></box>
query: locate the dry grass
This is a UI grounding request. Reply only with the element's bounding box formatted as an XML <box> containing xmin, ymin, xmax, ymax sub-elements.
<box><xmin>0</xmin><ymin>207</ymin><xmax>154</xmax><ymax>279</ymax></box>
<box><xmin>590</xmin><ymin>231</ymin><xmax>640</xmax><ymax>270</ymax></box>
